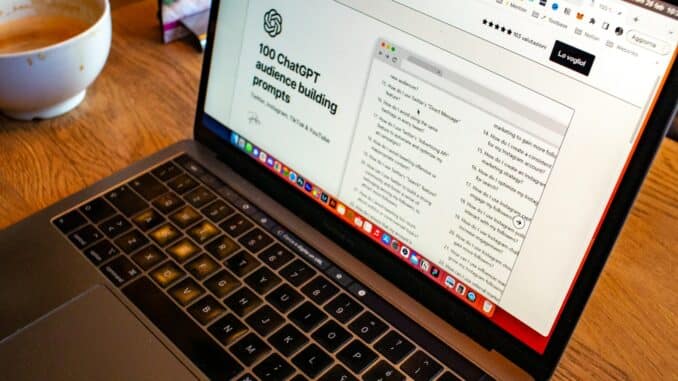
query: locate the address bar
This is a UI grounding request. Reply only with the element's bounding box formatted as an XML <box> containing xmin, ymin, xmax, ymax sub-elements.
<box><xmin>401</xmin><ymin>53</ymin><xmax>573</xmax><ymax>142</ymax></box>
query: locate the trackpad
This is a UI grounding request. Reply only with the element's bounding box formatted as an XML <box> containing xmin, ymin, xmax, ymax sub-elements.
<box><xmin>0</xmin><ymin>285</ymin><xmax>198</xmax><ymax>381</ymax></box>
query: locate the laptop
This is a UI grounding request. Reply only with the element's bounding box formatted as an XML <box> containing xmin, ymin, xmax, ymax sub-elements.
<box><xmin>1</xmin><ymin>0</ymin><xmax>676</xmax><ymax>380</ymax></box>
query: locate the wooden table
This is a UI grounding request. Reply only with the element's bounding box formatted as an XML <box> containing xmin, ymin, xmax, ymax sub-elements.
<box><xmin>1</xmin><ymin>1</ymin><xmax>676</xmax><ymax>379</ymax></box>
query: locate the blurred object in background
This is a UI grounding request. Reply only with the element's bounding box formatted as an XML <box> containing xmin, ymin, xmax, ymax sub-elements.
<box><xmin>180</xmin><ymin>10</ymin><xmax>208</xmax><ymax>50</ymax></box>
<box><xmin>159</xmin><ymin>0</ymin><xmax>209</xmax><ymax>49</ymax></box>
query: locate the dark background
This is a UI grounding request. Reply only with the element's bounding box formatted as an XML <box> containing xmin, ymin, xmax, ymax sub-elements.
<box><xmin>669</xmin><ymin>117</ymin><xmax>678</xmax><ymax>139</ymax></box>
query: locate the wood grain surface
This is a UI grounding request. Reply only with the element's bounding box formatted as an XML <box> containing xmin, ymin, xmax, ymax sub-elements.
<box><xmin>0</xmin><ymin>1</ymin><xmax>676</xmax><ymax>380</ymax></box>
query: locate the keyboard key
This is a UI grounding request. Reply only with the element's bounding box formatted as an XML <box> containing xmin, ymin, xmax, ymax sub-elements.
<box><xmin>152</xmin><ymin>192</ymin><xmax>185</xmax><ymax>214</ymax></box>
<box><xmin>170</xmin><ymin>205</ymin><xmax>201</xmax><ymax>228</ymax></box>
<box><xmin>266</xmin><ymin>284</ymin><xmax>303</xmax><ymax>313</ymax></box>
<box><xmin>236</xmin><ymin>374</ymin><xmax>256</xmax><ymax>381</ymax></box>
<box><xmin>169</xmin><ymin>278</ymin><xmax>205</xmax><ymax>306</ymax></box>
<box><xmin>290</xmin><ymin>375</ymin><xmax>309</xmax><ymax>381</ymax></box>
<box><xmin>123</xmin><ymin>277</ymin><xmax>243</xmax><ymax>380</ymax></box>
<box><xmin>230</xmin><ymin>333</ymin><xmax>271</xmax><ymax>366</ymax></box>
<box><xmin>185</xmin><ymin>254</ymin><xmax>219</xmax><ymax>280</ymax></box>
<box><xmin>312</xmin><ymin>320</ymin><xmax>351</xmax><ymax>353</ymax></box>
<box><xmin>130</xmin><ymin>245</ymin><xmax>166</xmax><ymax>270</ymax></box>
<box><xmin>292</xmin><ymin>344</ymin><xmax>333</xmax><ymax>378</ymax></box>
<box><xmin>225</xmin><ymin>287</ymin><xmax>262</xmax><ymax>317</ymax></box>
<box><xmin>235</xmin><ymin>199</ymin><xmax>258</xmax><ymax>216</ymax></box>
<box><xmin>205</xmin><ymin>270</ymin><xmax>240</xmax><ymax>298</ymax></box>
<box><xmin>374</xmin><ymin>331</ymin><xmax>415</xmax><ymax>364</ymax></box>
<box><xmin>205</xmin><ymin>235</ymin><xmax>240</xmax><ymax>260</ymax></box>
<box><xmin>151</xmin><ymin>161</ymin><xmax>181</xmax><ymax>181</ymax></box>
<box><xmin>149</xmin><ymin>224</ymin><xmax>181</xmax><ymax>247</ymax></box>
<box><xmin>188</xmin><ymin>220</ymin><xmax>220</xmax><ymax>244</ymax></box>
<box><xmin>129</xmin><ymin>173</ymin><xmax>168</xmax><ymax>201</ymax></box>
<box><xmin>114</xmin><ymin>229</ymin><xmax>149</xmax><ymax>254</ymax></box>
<box><xmin>401</xmin><ymin>351</ymin><xmax>442</xmax><ymax>381</ymax></box>
<box><xmin>324</xmin><ymin>294</ymin><xmax>364</xmax><ymax>324</ymax></box>
<box><xmin>337</xmin><ymin>340</ymin><xmax>377</xmax><ymax>374</ymax></box>
<box><xmin>253</xmin><ymin>353</ymin><xmax>295</xmax><ymax>381</ymax></box>
<box><xmin>348</xmin><ymin>312</ymin><xmax>388</xmax><ymax>343</ymax></box>
<box><xmin>185</xmin><ymin>186</ymin><xmax>216</xmax><ymax>208</ymax></box>
<box><xmin>101</xmin><ymin>255</ymin><xmax>140</xmax><ymax>286</ymax></box>
<box><xmin>280</xmin><ymin>259</ymin><xmax>316</xmax><ymax>286</ymax></box>
<box><xmin>150</xmin><ymin>261</ymin><xmax>185</xmax><ymax>288</ymax></box>
<box><xmin>268</xmin><ymin>324</ymin><xmax>308</xmax><ymax>356</ymax></box>
<box><xmin>246</xmin><ymin>305</ymin><xmax>284</xmax><ymax>336</ymax></box>
<box><xmin>202</xmin><ymin>200</ymin><xmax>234</xmax><ymax>222</ymax></box>
<box><xmin>245</xmin><ymin>266</ymin><xmax>281</xmax><ymax>295</ymax></box>
<box><xmin>238</xmin><ymin>228</ymin><xmax>273</xmax><ymax>253</ymax></box>
<box><xmin>167</xmin><ymin>238</ymin><xmax>200</xmax><ymax>263</ymax></box>
<box><xmin>258</xmin><ymin>244</ymin><xmax>294</xmax><ymax>270</ymax></box>
<box><xmin>105</xmin><ymin>185</ymin><xmax>146</xmax><ymax>217</ymax></box>
<box><xmin>84</xmin><ymin>240</ymin><xmax>119</xmax><ymax>265</ymax></box>
<box><xmin>208</xmin><ymin>313</ymin><xmax>248</xmax><ymax>346</ymax></box>
<box><xmin>200</xmin><ymin>173</ymin><xmax>225</xmax><ymax>190</ymax></box>
<box><xmin>226</xmin><ymin>251</ymin><xmax>260</xmax><ymax>277</ymax></box>
<box><xmin>252</xmin><ymin>212</ymin><xmax>276</xmax><ymax>229</ymax></box>
<box><xmin>53</xmin><ymin>210</ymin><xmax>87</xmax><ymax>233</ymax></box>
<box><xmin>79</xmin><ymin>198</ymin><xmax>116</xmax><ymax>223</ymax></box>
<box><xmin>69</xmin><ymin>225</ymin><xmax>103</xmax><ymax>249</ymax></box>
<box><xmin>131</xmin><ymin>209</ymin><xmax>164</xmax><ymax>231</ymax></box>
<box><xmin>319</xmin><ymin>364</ymin><xmax>357</xmax><ymax>381</ymax></box>
<box><xmin>167</xmin><ymin>173</ymin><xmax>198</xmax><ymax>194</ymax></box>
<box><xmin>99</xmin><ymin>214</ymin><xmax>132</xmax><ymax>238</ymax></box>
<box><xmin>327</xmin><ymin>266</ymin><xmax>353</xmax><ymax>287</ymax></box>
<box><xmin>437</xmin><ymin>371</ymin><xmax>463</xmax><ymax>381</ymax></box>
<box><xmin>175</xmin><ymin>156</ymin><xmax>206</xmax><ymax>175</ymax></box>
<box><xmin>220</xmin><ymin>213</ymin><xmax>253</xmax><ymax>237</ymax></box>
<box><xmin>302</xmin><ymin>276</ymin><xmax>339</xmax><ymax>305</ymax></box>
<box><xmin>188</xmin><ymin>295</ymin><xmax>225</xmax><ymax>325</ymax></box>
<box><xmin>364</xmin><ymin>361</ymin><xmax>406</xmax><ymax>381</ymax></box>
<box><xmin>289</xmin><ymin>301</ymin><xmax>327</xmax><ymax>331</ymax></box>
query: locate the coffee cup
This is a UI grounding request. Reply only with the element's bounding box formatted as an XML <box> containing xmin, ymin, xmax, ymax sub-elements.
<box><xmin>0</xmin><ymin>0</ymin><xmax>111</xmax><ymax>120</ymax></box>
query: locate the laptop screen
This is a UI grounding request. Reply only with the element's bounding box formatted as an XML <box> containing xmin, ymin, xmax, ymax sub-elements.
<box><xmin>203</xmin><ymin>0</ymin><xmax>677</xmax><ymax>353</ymax></box>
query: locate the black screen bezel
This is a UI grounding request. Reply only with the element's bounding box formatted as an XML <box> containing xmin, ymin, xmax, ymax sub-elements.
<box><xmin>193</xmin><ymin>1</ymin><xmax>678</xmax><ymax>379</ymax></box>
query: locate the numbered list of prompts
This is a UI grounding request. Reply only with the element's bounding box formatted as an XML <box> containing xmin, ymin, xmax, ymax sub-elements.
<box><xmin>339</xmin><ymin>53</ymin><xmax>560</xmax><ymax>301</ymax></box>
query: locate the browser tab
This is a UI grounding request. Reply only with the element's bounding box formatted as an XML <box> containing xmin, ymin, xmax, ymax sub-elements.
<box><xmin>549</xmin><ymin>40</ymin><xmax>596</xmax><ymax>75</ymax></box>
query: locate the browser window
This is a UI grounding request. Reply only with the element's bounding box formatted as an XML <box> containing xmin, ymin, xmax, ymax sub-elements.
<box><xmin>204</xmin><ymin>0</ymin><xmax>678</xmax><ymax>353</ymax></box>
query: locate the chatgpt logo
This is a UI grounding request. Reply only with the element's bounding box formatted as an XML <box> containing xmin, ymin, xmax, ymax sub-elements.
<box><xmin>264</xmin><ymin>9</ymin><xmax>282</xmax><ymax>38</ymax></box>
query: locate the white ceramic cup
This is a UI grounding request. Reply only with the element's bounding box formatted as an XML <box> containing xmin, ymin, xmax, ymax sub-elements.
<box><xmin>0</xmin><ymin>0</ymin><xmax>111</xmax><ymax>120</ymax></box>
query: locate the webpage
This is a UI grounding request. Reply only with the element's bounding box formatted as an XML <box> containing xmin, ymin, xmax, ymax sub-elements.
<box><xmin>205</xmin><ymin>0</ymin><xmax>678</xmax><ymax>352</ymax></box>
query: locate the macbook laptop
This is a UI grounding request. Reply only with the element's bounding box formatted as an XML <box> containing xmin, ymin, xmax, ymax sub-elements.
<box><xmin>1</xmin><ymin>0</ymin><xmax>677</xmax><ymax>380</ymax></box>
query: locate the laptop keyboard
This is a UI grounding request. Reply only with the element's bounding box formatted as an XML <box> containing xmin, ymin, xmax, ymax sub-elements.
<box><xmin>52</xmin><ymin>154</ymin><xmax>491</xmax><ymax>381</ymax></box>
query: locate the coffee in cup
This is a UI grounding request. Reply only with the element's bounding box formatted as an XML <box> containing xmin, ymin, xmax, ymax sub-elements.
<box><xmin>0</xmin><ymin>14</ymin><xmax>91</xmax><ymax>54</ymax></box>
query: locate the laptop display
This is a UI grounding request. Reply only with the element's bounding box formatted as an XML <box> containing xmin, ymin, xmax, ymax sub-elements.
<box><xmin>202</xmin><ymin>0</ymin><xmax>677</xmax><ymax>354</ymax></box>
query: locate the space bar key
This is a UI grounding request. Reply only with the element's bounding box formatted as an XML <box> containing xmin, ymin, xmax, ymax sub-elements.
<box><xmin>123</xmin><ymin>276</ymin><xmax>243</xmax><ymax>380</ymax></box>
